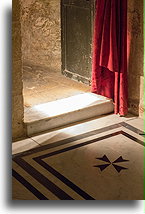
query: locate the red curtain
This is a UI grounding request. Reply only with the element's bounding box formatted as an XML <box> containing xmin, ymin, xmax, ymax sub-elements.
<box><xmin>91</xmin><ymin>0</ymin><xmax>128</xmax><ymax>116</ymax></box>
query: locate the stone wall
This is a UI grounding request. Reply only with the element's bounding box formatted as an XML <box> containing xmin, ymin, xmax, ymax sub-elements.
<box><xmin>20</xmin><ymin>0</ymin><xmax>61</xmax><ymax>72</ymax></box>
<box><xmin>12</xmin><ymin>0</ymin><xmax>144</xmax><ymax>140</ymax></box>
<box><xmin>20</xmin><ymin>0</ymin><xmax>144</xmax><ymax>117</ymax></box>
<box><xmin>127</xmin><ymin>0</ymin><xmax>144</xmax><ymax>118</ymax></box>
<box><xmin>12</xmin><ymin>0</ymin><xmax>26</xmax><ymax>140</ymax></box>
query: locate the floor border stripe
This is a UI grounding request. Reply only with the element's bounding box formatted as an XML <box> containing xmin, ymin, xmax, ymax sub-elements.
<box><xmin>12</xmin><ymin>169</ymin><xmax>49</xmax><ymax>200</ymax></box>
<box><xmin>13</xmin><ymin>157</ymin><xmax>74</xmax><ymax>200</ymax></box>
<box><xmin>13</xmin><ymin>122</ymin><xmax>143</xmax><ymax>159</ymax></box>
<box><xmin>34</xmin><ymin>158</ymin><xmax>95</xmax><ymax>200</ymax></box>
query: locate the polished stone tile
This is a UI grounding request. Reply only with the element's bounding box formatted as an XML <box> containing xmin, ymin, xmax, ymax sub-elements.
<box><xmin>12</xmin><ymin>177</ymin><xmax>38</xmax><ymax>200</ymax></box>
<box><xmin>12</xmin><ymin>161</ymin><xmax>59</xmax><ymax>200</ymax></box>
<box><xmin>12</xmin><ymin>138</ymin><xmax>39</xmax><ymax>155</ymax></box>
<box><xmin>12</xmin><ymin>115</ymin><xmax>144</xmax><ymax>200</ymax></box>
<box><xmin>31</xmin><ymin>113</ymin><xmax>136</xmax><ymax>146</ymax></box>
<box><xmin>42</xmin><ymin>133</ymin><xmax>143</xmax><ymax>200</ymax></box>
<box><xmin>125</xmin><ymin>118</ymin><xmax>144</xmax><ymax>132</ymax></box>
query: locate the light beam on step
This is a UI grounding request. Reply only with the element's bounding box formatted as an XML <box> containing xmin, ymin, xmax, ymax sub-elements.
<box><xmin>32</xmin><ymin>93</ymin><xmax>109</xmax><ymax>118</ymax></box>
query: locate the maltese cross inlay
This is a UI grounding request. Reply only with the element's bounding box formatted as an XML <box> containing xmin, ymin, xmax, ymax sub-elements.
<box><xmin>94</xmin><ymin>155</ymin><xmax>129</xmax><ymax>173</ymax></box>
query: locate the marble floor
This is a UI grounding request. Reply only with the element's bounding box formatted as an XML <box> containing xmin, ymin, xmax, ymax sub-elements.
<box><xmin>23</xmin><ymin>64</ymin><xmax>90</xmax><ymax>108</ymax></box>
<box><xmin>12</xmin><ymin>114</ymin><xmax>144</xmax><ymax>200</ymax></box>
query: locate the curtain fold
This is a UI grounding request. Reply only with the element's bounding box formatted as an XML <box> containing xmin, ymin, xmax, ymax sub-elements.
<box><xmin>91</xmin><ymin>0</ymin><xmax>128</xmax><ymax>116</ymax></box>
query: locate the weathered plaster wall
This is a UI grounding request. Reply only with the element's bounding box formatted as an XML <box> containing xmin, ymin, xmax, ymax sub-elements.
<box><xmin>20</xmin><ymin>0</ymin><xmax>61</xmax><ymax>72</ymax></box>
<box><xmin>127</xmin><ymin>0</ymin><xmax>144</xmax><ymax>118</ymax></box>
<box><xmin>12</xmin><ymin>0</ymin><xmax>26</xmax><ymax>140</ymax></box>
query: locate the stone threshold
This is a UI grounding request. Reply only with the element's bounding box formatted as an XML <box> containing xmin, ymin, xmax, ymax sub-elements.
<box><xmin>24</xmin><ymin>93</ymin><xmax>114</xmax><ymax>136</ymax></box>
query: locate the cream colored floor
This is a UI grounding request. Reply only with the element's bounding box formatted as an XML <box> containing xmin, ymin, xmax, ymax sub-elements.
<box><xmin>23</xmin><ymin>64</ymin><xmax>90</xmax><ymax>107</ymax></box>
<box><xmin>12</xmin><ymin>114</ymin><xmax>144</xmax><ymax>200</ymax></box>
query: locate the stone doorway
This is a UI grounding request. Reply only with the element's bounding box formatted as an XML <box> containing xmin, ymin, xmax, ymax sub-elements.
<box><xmin>23</xmin><ymin>63</ymin><xmax>90</xmax><ymax>108</ymax></box>
<box><xmin>21</xmin><ymin>0</ymin><xmax>113</xmax><ymax>136</ymax></box>
<box><xmin>22</xmin><ymin>0</ymin><xmax>94</xmax><ymax>109</ymax></box>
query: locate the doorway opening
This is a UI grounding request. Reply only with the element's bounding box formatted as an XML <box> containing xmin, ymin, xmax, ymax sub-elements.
<box><xmin>22</xmin><ymin>0</ymin><xmax>113</xmax><ymax>136</ymax></box>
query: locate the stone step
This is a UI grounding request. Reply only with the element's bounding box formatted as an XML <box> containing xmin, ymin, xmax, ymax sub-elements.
<box><xmin>24</xmin><ymin>93</ymin><xmax>114</xmax><ymax>136</ymax></box>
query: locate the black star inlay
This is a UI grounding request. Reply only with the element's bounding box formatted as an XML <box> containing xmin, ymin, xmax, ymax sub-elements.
<box><xmin>113</xmin><ymin>156</ymin><xmax>129</xmax><ymax>163</ymax></box>
<box><xmin>112</xmin><ymin>164</ymin><xmax>128</xmax><ymax>173</ymax></box>
<box><xmin>94</xmin><ymin>163</ymin><xmax>110</xmax><ymax>171</ymax></box>
<box><xmin>96</xmin><ymin>155</ymin><xmax>111</xmax><ymax>163</ymax></box>
<box><xmin>94</xmin><ymin>155</ymin><xmax>129</xmax><ymax>173</ymax></box>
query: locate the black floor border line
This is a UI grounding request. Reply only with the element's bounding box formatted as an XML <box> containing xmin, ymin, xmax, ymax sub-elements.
<box><xmin>12</xmin><ymin>122</ymin><xmax>143</xmax><ymax>159</ymax></box>
<box><xmin>13</xmin><ymin>157</ymin><xmax>74</xmax><ymax>200</ymax></box>
<box><xmin>12</xmin><ymin>169</ymin><xmax>49</xmax><ymax>200</ymax></box>
<box><xmin>13</xmin><ymin>129</ymin><xmax>144</xmax><ymax>201</ymax></box>
<box><xmin>34</xmin><ymin>158</ymin><xmax>95</xmax><ymax>200</ymax></box>
<box><xmin>121</xmin><ymin>132</ymin><xmax>144</xmax><ymax>146</ymax></box>
<box><xmin>32</xmin><ymin>130</ymin><xmax>144</xmax><ymax>200</ymax></box>
<box><xmin>34</xmin><ymin>130</ymin><xmax>144</xmax><ymax>160</ymax></box>
<box><xmin>120</xmin><ymin>122</ymin><xmax>144</xmax><ymax>135</ymax></box>
<box><xmin>12</xmin><ymin>123</ymin><xmax>121</xmax><ymax>158</ymax></box>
